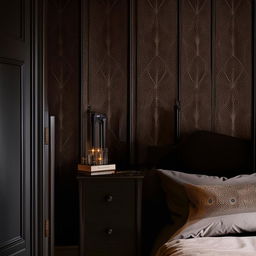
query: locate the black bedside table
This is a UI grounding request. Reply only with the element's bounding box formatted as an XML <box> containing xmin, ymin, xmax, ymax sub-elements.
<box><xmin>78</xmin><ymin>171</ymin><xmax>144</xmax><ymax>256</ymax></box>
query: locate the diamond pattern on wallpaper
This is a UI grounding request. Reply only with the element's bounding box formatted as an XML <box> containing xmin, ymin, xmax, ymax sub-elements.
<box><xmin>188</xmin><ymin>56</ymin><xmax>206</xmax><ymax>88</ymax></box>
<box><xmin>223</xmin><ymin>56</ymin><xmax>244</xmax><ymax>87</ymax></box>
<box><xmin>181</xmin><ymin>0</ymin><xmax>209</xmax><ymax>131</ymax></box>
<box><xmin>146</xmin><ymin>56</ymin><xmax>167</xmax><ymax>88</ymax></box>
<box><xmin>51</xmin><ymin>57</ymin><xmax>73</xmax><ymax>89</ymax></box>
<box><xmin>187</xmin><ymin>0</ymin><xmax>207</xmax><ymax>14</ymax></box>
<box><xmin>215</xmin><ymin>0</ymin><xmax>250</xmax><ymax>137</ymax></box>
<box><xmin>138</xmin><ymin>0</ymin><xmax>173</xmax><ymax>146</ymax></box>
<box><xmin>224</xmin><ymin>0</ymin><xmax>242</xmax><ymax>14</ymax></box>
<box><xmin>97</xmin><ymin>54</ymin><xmax>122</xmax><ymax>84</ymax></box>
<box><xmin>147</xmin><ymin>0</ymin><xmax>166</xmax><ymax>10</ymax></box>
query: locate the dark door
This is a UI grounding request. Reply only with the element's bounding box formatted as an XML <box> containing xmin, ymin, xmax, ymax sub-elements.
<box><xmin>0</xmin><ymin>0</ymin><xmax>40</xmax><ymax>255</ymax></box>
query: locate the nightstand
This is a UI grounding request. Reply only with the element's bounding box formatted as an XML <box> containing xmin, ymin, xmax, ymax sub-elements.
<box><xmin>78</xmin><ymin>171</ymin><xmax>144</xmax><ymax>256</ymax></box>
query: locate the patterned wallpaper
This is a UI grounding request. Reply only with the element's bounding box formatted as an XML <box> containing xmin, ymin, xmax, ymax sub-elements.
<box><xmin>88</xmin><ymin>0</ymin><xmax>128</xmax><ymax>167</ymax></box>
<box><xmin>180</xmin><ymin>0</ymin><xmax>251</xmax><ymax>138</ymax></box>
<box><xmin>46</xmin><ymin>0</ymin><xmax>80</xmax><ymax>245</ymax></box>
<box><xmin>81</xmin><ymin>0</ymin><xmax>252</xmax><ymax>167</ymax></box>
<box><xmin>215</xmin><ymin>0</ymin><xmax>251</xmax><ymax>138</ymax></box>
<box><xmin>137</xmin><ymin>0</ymin><xmax>177</xmax><ymax>165</ymax></box>
<box><xmin>180</xmin><ymin>0</ymin><xmax>212</xmax><ymax>133</ymax></box>
<box><xmin>136</xmin><ymin>0</ymin><xmax>251</xmax><ymax>165</ymax></box>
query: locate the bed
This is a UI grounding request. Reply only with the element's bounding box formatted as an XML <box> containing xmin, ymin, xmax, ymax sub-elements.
<box><xmin>156</xmin><ymin>236</ymin><xmax>256</xmax><ymax>256</ymax></box>
<box><xmin>142</xmin><ymin>131</ymin><xmax>256</xmax><ymax>256</ymax></box>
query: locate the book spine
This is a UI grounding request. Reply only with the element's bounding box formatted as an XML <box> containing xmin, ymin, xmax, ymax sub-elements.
<box><xmin>91</xmin><ymin>165</ymin><xmax>115</xmax><ymax>171</ymax></box>
<box><xmin>91</xmin><ymin>171</ymin><xmax>115</xmax><ymax>176</ymax></box>
<box><xmin>77</xmin><ymin>164</ymin><xmax>116</xmax><ymax>172</ymax></box>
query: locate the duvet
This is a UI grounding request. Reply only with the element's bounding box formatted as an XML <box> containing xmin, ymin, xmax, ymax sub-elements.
<box><xmin>156</xmin><ymin>236</ymin><xmax>256</xmax><ymax>256</ymax></box>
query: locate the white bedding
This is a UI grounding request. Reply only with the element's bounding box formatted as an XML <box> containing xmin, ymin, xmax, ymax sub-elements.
<box><xmin>155</xmin><ymin>236</ymin><xmax>256</xmax><ymax>256</ymax></box>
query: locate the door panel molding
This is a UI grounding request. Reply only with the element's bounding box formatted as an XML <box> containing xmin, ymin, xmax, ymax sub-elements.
<box><xmin>0</xmin><ymin>58</ymin><xmax>26</xmax><ymax>254</ymax></box>
<box><xmin>0</xmin><ymin>0</ymin><xmax>25</xmax><ymax>41</ymax></box>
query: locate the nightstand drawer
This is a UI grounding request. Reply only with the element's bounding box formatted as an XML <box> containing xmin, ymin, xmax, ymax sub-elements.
<box><xmin>84</xmin><ymin>220</ymin><xmax>136</xmax><ymax>256</ymax></box>
<box><xmin>82</xmin><ymin>180</ymin><xmax>135</xmax><ymax>221</ymax></box>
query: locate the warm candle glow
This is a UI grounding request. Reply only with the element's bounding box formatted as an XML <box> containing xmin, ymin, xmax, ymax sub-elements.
<box><xmin>86</xmin><ymin>147</ymin><xmax>108</xmax><ymax>165</ymax></box>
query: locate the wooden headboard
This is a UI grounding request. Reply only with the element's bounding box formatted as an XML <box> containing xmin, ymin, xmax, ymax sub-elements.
<box><xmin>142</xmin><ymin>130</ymin><xmax>253</xmax><ymax>256</ymax></box>
<box><xmin>171</xmin><ymin>131</ymin><xmax>252</xmax><ymax>177</ymax></box>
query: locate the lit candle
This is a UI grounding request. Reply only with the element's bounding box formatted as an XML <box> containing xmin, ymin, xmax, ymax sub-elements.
<box><xmin>95</xmin><ymin>148</ymin><xmax>103</xmax><ymax>165</ymax></box>
<box><xmin>87</xmin><ymin>148</ymin><xmax>96</xmax><ymax>165</ymax></box>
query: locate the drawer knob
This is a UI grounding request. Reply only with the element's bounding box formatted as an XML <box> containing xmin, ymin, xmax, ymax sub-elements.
<box><xmin>105</xmin><ymin>228</ymin><xmax>113</xmax><ymax>235</ymax></box>
<box><xmin>105</xmin><ymin>194</ymin><xmax>113</xmax><ymax>202</ymax></box>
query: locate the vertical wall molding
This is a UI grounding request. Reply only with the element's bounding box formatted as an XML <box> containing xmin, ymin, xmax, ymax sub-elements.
<box><xmin>128</xmin><ymin>0</ymin><xmax>137</xmax><ymax>166</ymax></box>
<box><xmin>81</xmin><ymin>0</ymin><xmax>89</xmax><ymax>158</ymax></box>
<box><xmin>175</xmin><ymin>0</ymin><xmax>181</xmax><ymax>140</ymax></box>
<box><xmin>253</xmin><ymin>0</ymin><xmax>256</xmax><ymax>171</ymax></box>
<box><xmin>211</xmin><ymin>0</ymin><xmax>216</xmax><ymax>131</ymax></box>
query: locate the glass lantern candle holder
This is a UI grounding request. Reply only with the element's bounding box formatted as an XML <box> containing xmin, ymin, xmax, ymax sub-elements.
<box><xmin>102</xmin><ymin>148</ymin><xmax>108</xmax><ymax>164</ymax></box>
<box><xmin>86</xmin><ymin>148</ymin><xmax>108</xmax><ymax>165</ymax></box>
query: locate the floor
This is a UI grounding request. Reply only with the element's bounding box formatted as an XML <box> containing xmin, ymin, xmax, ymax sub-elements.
<box><xmin>55</xmin><ymin>246</ymin><xmax>79</xmax><ymax>256</ymax></box>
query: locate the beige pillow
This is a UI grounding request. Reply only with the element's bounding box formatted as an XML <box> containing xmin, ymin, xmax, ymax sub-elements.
<box><xmin>185</xmin><ymin>183</ymin><xmax>256</xmax><ymax>221</ymax></box>
<box><xmin>158</xmin><ymin>169</ymin><xmax>256</xmax><ymax>239</ymax></box>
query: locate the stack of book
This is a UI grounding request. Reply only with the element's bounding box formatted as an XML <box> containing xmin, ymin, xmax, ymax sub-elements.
<box><xmin>77</xmin><ymin>164</ymin><xmax>116</xmax><ymax>175</ymax></box>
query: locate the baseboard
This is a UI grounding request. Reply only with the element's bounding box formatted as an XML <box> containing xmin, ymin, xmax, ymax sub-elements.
<box><xmin>55</xmin><ymin>246</ymin><xmax>79</xmax><ymax>256</ymax></box>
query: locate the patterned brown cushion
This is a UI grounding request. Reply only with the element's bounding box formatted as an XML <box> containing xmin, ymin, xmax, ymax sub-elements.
<box><xmin>185</xmin><ymin>184</ymin><xmax>256</xmax><ymax>220</ymax></box>
<box><xmin>158</xmin><ymin>169</ymin><xmax>256</xmax><ymax>239</ymax></box>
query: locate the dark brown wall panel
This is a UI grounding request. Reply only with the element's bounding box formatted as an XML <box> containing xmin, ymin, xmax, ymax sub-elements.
<box><xmin>180</xmin><ymin>0</ymin><xmax>212</xmax><ymax>134</ymax></box>
<box><xmin>53</xmin><ymin>0</ymin><xmax>253</xmax><ymax>245</ymax></box>
<box><xmin>136</xmin><ymin>0</ymin><xmax>177</xmax><ymax>165</ymax></box>
<box><xmin>88</xmin><ymin>0</ymin><xmax>128</xmax><ymax>166</ymax></box>
<box><xmin>47</xmin><ymin>0</ymin><xmax>80</xmax><ymax>245</ymax></box>
<box><xmin>215</xmin><ymin>0</ymin><xmax>252</xmax><ymax>139</ymax></box>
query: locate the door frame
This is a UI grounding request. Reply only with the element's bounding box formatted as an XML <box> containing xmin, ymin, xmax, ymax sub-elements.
<box><xmin>31</xmin><ymin>0</ymin><xmax>47</xmax><ymax>255</ymax></box>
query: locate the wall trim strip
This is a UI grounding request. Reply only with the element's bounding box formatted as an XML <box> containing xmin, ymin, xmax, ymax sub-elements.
<box><xmin>252</xmin><ymin>0</ymin><xmax>256</xmax><ymax>171</ymax></box>
<box><xmin>80</xmin><ymin>0</ymin><xmax>90</xmax><ymax>159</ymax></box>
<box><xmin>175</xmin><ymin>0</ymin><xmax>181</xmax><ymax>141</ymax></box>
<box><xmin>128</xmin><ymin>0</ymin><xmax>137</xmax><ymax>166</ymax></box>
<box><xmin>211</xmin><ymin>0</ymin><xmax>216</xmax><ymax>132</ymax></box>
